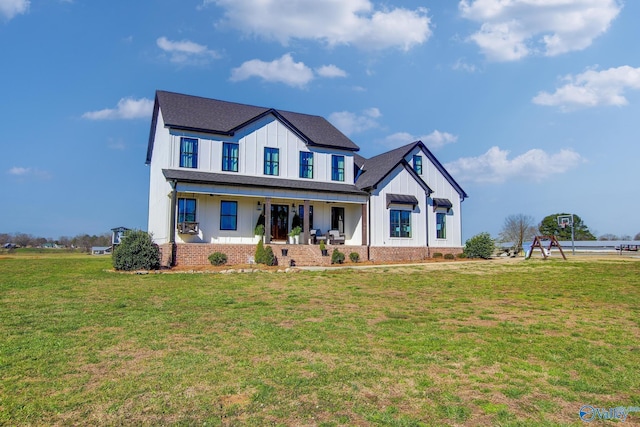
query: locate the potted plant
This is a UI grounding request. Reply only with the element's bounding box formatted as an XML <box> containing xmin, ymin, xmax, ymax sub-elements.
<box><xmin>288</xmin><ymin>226</ymin><xmax>302</xmax><ymax>244</ymax></box>
<box><xmin>254</xmin><ymin>224</ymin><xmax>265</xmax><ymax>243</ymax></box>
<box><xmin>319</xmin><ymin>240</ymin><xmax>328</xmax><ymax>256</ymax></box>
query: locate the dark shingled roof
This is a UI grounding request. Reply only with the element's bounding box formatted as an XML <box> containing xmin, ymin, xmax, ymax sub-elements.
<box><xmin>163</xmin><ymin>169</ymin><xmax>368</xmax><ymax>196</ymax></box>
<box><xmin>147</xmin><ymin>91</ymin><xmax>359</xmax><ymax>163</ymax></box>
<box><xmin>355</xmin><ymin>140</ymin><xmax>468</xmax><ymax>200</ymax></box>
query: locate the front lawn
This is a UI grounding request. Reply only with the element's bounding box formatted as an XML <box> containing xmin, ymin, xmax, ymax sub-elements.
<box><xmin>1</xmin><ymin>253</ymin><xmax>638</xmax><ymax>425</ymax></box>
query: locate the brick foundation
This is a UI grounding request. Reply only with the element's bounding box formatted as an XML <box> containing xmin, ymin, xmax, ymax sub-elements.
<box><xmin>160</xmin><ymin>243</ymin><xmax>462</xmax><ymax>267</ymax></box>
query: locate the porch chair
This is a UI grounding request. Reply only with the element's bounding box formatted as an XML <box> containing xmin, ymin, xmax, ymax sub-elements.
<box><xmin>327</xmin><ymin>230</ymin><xmax>345</xmax><ymax>245</ymax></box>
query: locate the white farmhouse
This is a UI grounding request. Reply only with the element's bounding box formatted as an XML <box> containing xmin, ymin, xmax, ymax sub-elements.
<box><xmin>146</xmin><ymin>91</ymin><xmax>467</xmax><ymax>266</ymax></box>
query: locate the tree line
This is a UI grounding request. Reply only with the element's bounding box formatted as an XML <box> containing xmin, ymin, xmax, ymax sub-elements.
<box><xmin>0</xmin><ymin>232</ymin><xmax>111</xmax><ymax>252</ymax></box>
<box><xmin>498</xmin><ymin>213</ymin><xmax>640</xmax><ymax>253</ymax></box>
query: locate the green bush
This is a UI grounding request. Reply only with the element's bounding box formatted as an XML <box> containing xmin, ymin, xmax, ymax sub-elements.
<box><xmin>112</xmin><ymin>230</ymin><xmax>160</xmax><ymax>271</ymax></box>
<box><xmin>464</xmin><ymin>232</ymin><xmax>495</xmax><ymax>259</ymax></box>
<box><xmin>444</xmin><ymin>253</ymin><xmax>455</xmax><ymax>260</ymax></box>
<box><xmin>457</xmin><ymin>252</ymin><xmax>467</xmax><ymax>259</ymax></box>
<box><xmin>349</xmin><ymin>252</ymin><xmax>360</xmax><ymax>263</ymax></box>
<box><xmin>208</xmin><ymin>252</ymin><xmax>228</xmax><ymax>266</ymax></box>
<box><xmin>254</xmin><ymin>224</ymin><xmax>265</xmax><ymax>236</ymax></box>
<box><xmin>319</xmin><ymin>240</ymin><xmax>326</xmax><ymax>252</ymax></box>
<box><xmin>264</xmin><ymin>246</ymin><xmax>276</xmax><ymax>266</ymax></box>
<box><xmin>331</xmin><ymin>248</ymin><xmax>345</xmax><ymax>264</ymax></box>
<box><xmin>255</xmin><ymin>240</ymin><xmax>266</xmax><ymax>264</ymax></box>
<box><xmin>432</xmin><ymin>252</ymin><xmax>443</xmax><ymax>258</ymax></box>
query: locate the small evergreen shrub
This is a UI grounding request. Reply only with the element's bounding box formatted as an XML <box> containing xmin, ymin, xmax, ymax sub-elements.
<box><xmin>349</xmin><ymin>252</ymin><xmax>360</xmax><ymax>263</ymax></box>
<box><xmin>255</xmin><ymin>240</ymin><xmax>266</xmax><ymax>264</ymax></box>
<box><xmin>112</xmin><ymin>230</ymin><xmax>160</xmax><ymax>271</ymax></box>
<box><xmin>264</xmin><ymin>246</ymin><xmax>276</xmax><ymax>266</ymax></box>
<box><xmin>331</xmin><ymin>248</ymin><xmax>345</xmax><ymax>264</ymax></box>
<box><xmin>444</xmin><ymin>253</ymin><xmax>455</xmax><ymax>260</ymax></box>
<box><xmin>464</xmin><ymin>232</ymin><xmax>495</xmax><ymax>259</ymax></box>
<box><xmin>457</xmin><ymin>252</ymin><xmax>467</xmax><ymax>259</ymax></box>
<box><xmin>432</xmin><ymin>252</ymin><xmax>443</xmax><ymax>258</ymax></box>
<box><xmin>254</xmin><ymin>224</ymin><xmax>265</xmax><ymax>236</ymax></box>
<box><xmin>208</xmin><ymin>252</ymin><xmax>228</xmax><ymax>266</ymax></box>
<box><xmin>319</xmin><ymin>240</ymin><xmax>326</xmax><ymax>252</ymax></box>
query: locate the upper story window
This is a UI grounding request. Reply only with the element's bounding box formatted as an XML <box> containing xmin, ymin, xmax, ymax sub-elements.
<box><xmin>331</xmin><ymin>155</ymin><xmax>345</xmax><ymax>182</ymax></box>
<box><xmin>220</xmin><ymin>201</ymin><xmax>237</xmax><ymax>230</ymax></box>
<box><xmin>222</xmin><ymin>142</ymin><xmax>239</xmax><ymax>172</ymax></box>
<box><xmin>264</xmin><ymin>147</ymin><xmax>279</xmax><ymax>176</ymax></box>
<box><xmin>413</xmin><ymin>155</ymin><xmax>423</xmax><ymax>175</ymax></box>
<box><xmin>178</xmin><ymin>198</ymin><xmax>196</xmax><ymax>223</ymax></box>
<box><xmin>436</xmin><ymin>212</ymin><xmax>446</xmax><ymax>239</ymax></box>
<box><xmin>299</xmin><ymin>152</ymin><xmax>313</xmax><ymax>179</ymax></box>
<box><xmin>390</xmin><ymin>210</ymin><xmax>411</xmax><ymax>238</ymax></box>
<box><xmin>180</xmin><ymin>137</ymin><xmax>198</xmax><ymax>168</ymax></box>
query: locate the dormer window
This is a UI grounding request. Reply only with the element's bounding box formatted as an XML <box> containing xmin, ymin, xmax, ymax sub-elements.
<box><xmin>180</xmin><ymin>137</ymin><xmax>198</xmax><ymax>168</ymax></box>
<box><xmin>413</xmin><ymin>155</ymin><xmax>422</xmax><ymax>175</ymax></box>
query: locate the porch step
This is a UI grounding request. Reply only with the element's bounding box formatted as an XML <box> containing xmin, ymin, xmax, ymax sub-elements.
<box><xmin>272</xmin><ymin>244</ymin><xmax>331</xmax><ymax>266</ymax></box>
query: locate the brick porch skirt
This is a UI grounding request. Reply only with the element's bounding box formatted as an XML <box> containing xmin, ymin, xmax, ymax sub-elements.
<box><xmin>158</xmin><ymin>243</ymin><xmax>463</xmax><ymax>267</ymax></box>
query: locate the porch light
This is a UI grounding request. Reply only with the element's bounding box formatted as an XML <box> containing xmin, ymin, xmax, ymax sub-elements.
<box><xmin>291</xmin><ymin>203</ymin><xmax>296</xmax><ymax>208</ymax></box>
<box><xmin>256</xmin><ymin>201</ymin><xmax>262</xmax><ymax>210</ymax></box>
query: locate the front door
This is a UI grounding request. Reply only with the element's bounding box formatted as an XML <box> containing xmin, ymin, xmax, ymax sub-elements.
<box><xmin>271</xmin><ymin>204</ymin><xmax>289</xmax><ymax>240</ymax></box>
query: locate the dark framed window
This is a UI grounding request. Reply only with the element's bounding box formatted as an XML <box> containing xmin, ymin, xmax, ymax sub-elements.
<box><xmin>220</xmin><ymin>201</ymin><xmax>237</xmax><ymax>230</ymax></box>
<box><xmin>331</xmin><ymin>155</ymin><xmax>345</xmax><ymax>181</ymax></box>
<box><xmin>222</xmin><ymin>142</ymin><xmax>239</xmax><ymax>172</ymax></box>
<box><xmin>298</xmin><ymin>205</ymin><xmax>313</xmax><ymax>229</ymax></box>
<box><xmin>264</xmin><ymin>147</ymin><xmax>279</xmax><ymax>176</ymax></box>
<box><xmin>180</xmin><ymin>137</ymin><xmax>198</xmax><ymax>168</ymax></box>
<box><xmin>413</xmin><ymin>155</ymin><xmax>422</xmax><ymax>175</ymax></box>
<box><xmin>331</xmin><ymin>207</ymin><xmax>345</xmax><ymax>233</ymax></box>
<box><xmin>436</xmin><ymin>212</ymin><xmax>446</xmax><ymax>239</ymax></box>
<box><xmin>178</xmin><ymin>198</ymin><xmax>196</xmax><ymax>222</ymax></box>
<box><xmin>299</xmin><ymin>151</ymin><xmax>313</xmax><ymax>179</ymax></box>
<box><xmin>390</xmin><ymin>210</ymin><xmax>411</xmax><ymax>238</ymax></box>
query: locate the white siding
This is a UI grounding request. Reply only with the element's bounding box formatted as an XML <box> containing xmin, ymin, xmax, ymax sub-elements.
<box><xmin>147</xmin><ymin>111</ymin><xmax>173</xmax><ymax>244</ymax></box>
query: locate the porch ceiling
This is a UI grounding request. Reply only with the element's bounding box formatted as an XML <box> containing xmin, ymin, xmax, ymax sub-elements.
<box><xmin>164</xmin><ymin>169</ymin><xmax>369</xmax><ymax>197</ymax></box>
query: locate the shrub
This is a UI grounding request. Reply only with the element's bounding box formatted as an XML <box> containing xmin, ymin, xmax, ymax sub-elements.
<box><xmin>444</xmin><ymin>253</ymin><xmax>455</xmax><ymax>260</ymax></box>
<box><xmin>464</xmin><ymin>232</ymin><xmax>495</xmax><ymax>259</ymax></box>
<box><xmin>208</xmin><ymin>252</ymin><xmax>227</xmax><ymax>266</ymax></box>
<box><xmin>349</xmin><ymin>252</ymin><xmax>360</xmax><ymax>263</ymax></box>
<box><xmin>457</xmin><ymin>252</ymin><xmax>467</xmax><ymax>259</ymax></box>
<box><xmin>254</xmin><ymin>224</ymin><xmax>265</xmax><ymax>236</ymax></box>
<box><xmin>264</xmin><ymin>246</ymin><xmax>276</xmax><ymax>266</ymax></box>
<box><xmin>331</xmin><ymin>248</ymin><xmax>345</xmax><ymax>264</ymax></box>
<box><xmin>432</xmin><ymin>252</ymin><xmax>443</xmax><ymax>258</ymax></box>
<box><xmin>319</xmin><ymin>240</ymin><xmax>326</xmax><ymax>252</ymax></box>
<box><xmin>112</xmin><ymin>230</ymin><xmax>160</xmax><ymax>271</ymax></box>
<box><xmin>255</xmin><ymin>239</ymin><xmax>266</xmax><ymax>264</ymax></box>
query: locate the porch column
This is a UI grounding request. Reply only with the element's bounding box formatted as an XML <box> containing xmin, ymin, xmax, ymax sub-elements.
<box><xmin>264</xmin><ymin>197</ymin><xmax>272</xmax><ymax>243</ymax></box>
<box><xmin>303</xmin><ymin>200</ymin><xmax>310</xmax><ymax>245</ymax></box>
<box><xmin>361</xmin><ymin>203</ymin><xmax>368</xmax><ymax>246</ymax></box>
<box><xmin>169</xmin><ymin>180</ymin><xmax>178</xmax><ymax>266</ymax></box>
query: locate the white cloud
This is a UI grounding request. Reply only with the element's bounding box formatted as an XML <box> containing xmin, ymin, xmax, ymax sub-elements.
<box><xmin>445</xmin><ymin>146</ymin><xmax>584</xmax><ymax>183</ymax></box>
<box><xmin>383</xmin><ymin>130</ymin><xmax>458</xmax><ymax>150</ymax></box>
<box><xmin>329</xmin><ymin>108</ymin><xmax>381</xmax><ymax>135</ymax></box>
<box><xmin>0</xmin><ymin>0</ymin><xmax>29</xmax><ymax>21</ymax></box>
<box><xmin>316</xmin><ymin>64</ymin><xmax>348</xmax><ymax>78</ymax></box>
<box><xmin>533</xmin><ymin>65</ymin><xmax>640</xmax><ymax>110</ymax></box>
<box><xmin>459</xmin><ymin>0</ymin><xmax>622</xmax><ymax>61</ymax></box>
<box><xmin>452</xmin><ymin>58</ymin><xmax>478</xmax><ymax>73</ymax></box>
<box><xmin>107</xmin><ymin>138</ymin><xmax>126</xmax><ymax>151</ymax></box>
<box><xmin>156</xmin><ymin>36</ymin><xmax>220</xmax><ymax>64</ymax></box>
<box><xmin>82</xmin><ymin>97</ymin><xmax>153</xmax><ymax>120</ymax></box>
<box><xmin>7</xmin><ymin>166</ymin><xmax>51</xmax><ymax>180</ymax></box>
<box><xmin>205</xmin><ymin>0</ymin><xmax>431</xmax><ymax>51</ymax></box>
<box><xmin>230</xmin><ymin>54</ymin><xmax>314</xmax><ymax>88</ymax></box>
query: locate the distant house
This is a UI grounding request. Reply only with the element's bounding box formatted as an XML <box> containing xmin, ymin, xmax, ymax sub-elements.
<box><xmin>146</xmin><ymin>90</ymin><xmax>467</xmax><ymax>266</ymax></box>
<box><xmin>91</xmin><ymin>246</ymin><xmax>112</xmax><ymax>255</ymax></box>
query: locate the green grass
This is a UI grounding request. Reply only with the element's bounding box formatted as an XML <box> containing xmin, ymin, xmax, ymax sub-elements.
<box><xmin>1</xmin><ymin>252</ymin><xmax>639</xmax><ymax>425</ymax></box>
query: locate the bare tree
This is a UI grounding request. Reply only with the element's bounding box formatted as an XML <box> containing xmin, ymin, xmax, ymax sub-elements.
<box><xmin>599</xmin><ymin>233</ymin><xmax>619</xmax><ymax>241</ymax></box>
<box><xmin>635</xmin><ymin>232</ymin><xmax>640</xmax><ymax>241</ymax></box>
<box><xmin>499</xmin><ymin>214</ymin><xmax>537</xmax><ymax>253</ymax></box>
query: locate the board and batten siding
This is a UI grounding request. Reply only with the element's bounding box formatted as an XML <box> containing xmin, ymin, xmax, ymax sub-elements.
<box><xmin>165</xmin><ymin>114</ymin><xmax>355</xmax><ymax>185</ymax></box>
<box><xmin>147</xmin><ymin>110</ymin><xmax>174</xmax><ymax>244</ymax></box>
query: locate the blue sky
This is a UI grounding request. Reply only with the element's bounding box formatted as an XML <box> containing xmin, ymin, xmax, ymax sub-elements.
<box><xmin>2</xmin><ymin>0</ymin><xmax>639</xmax><ymax>241</ymax></box>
